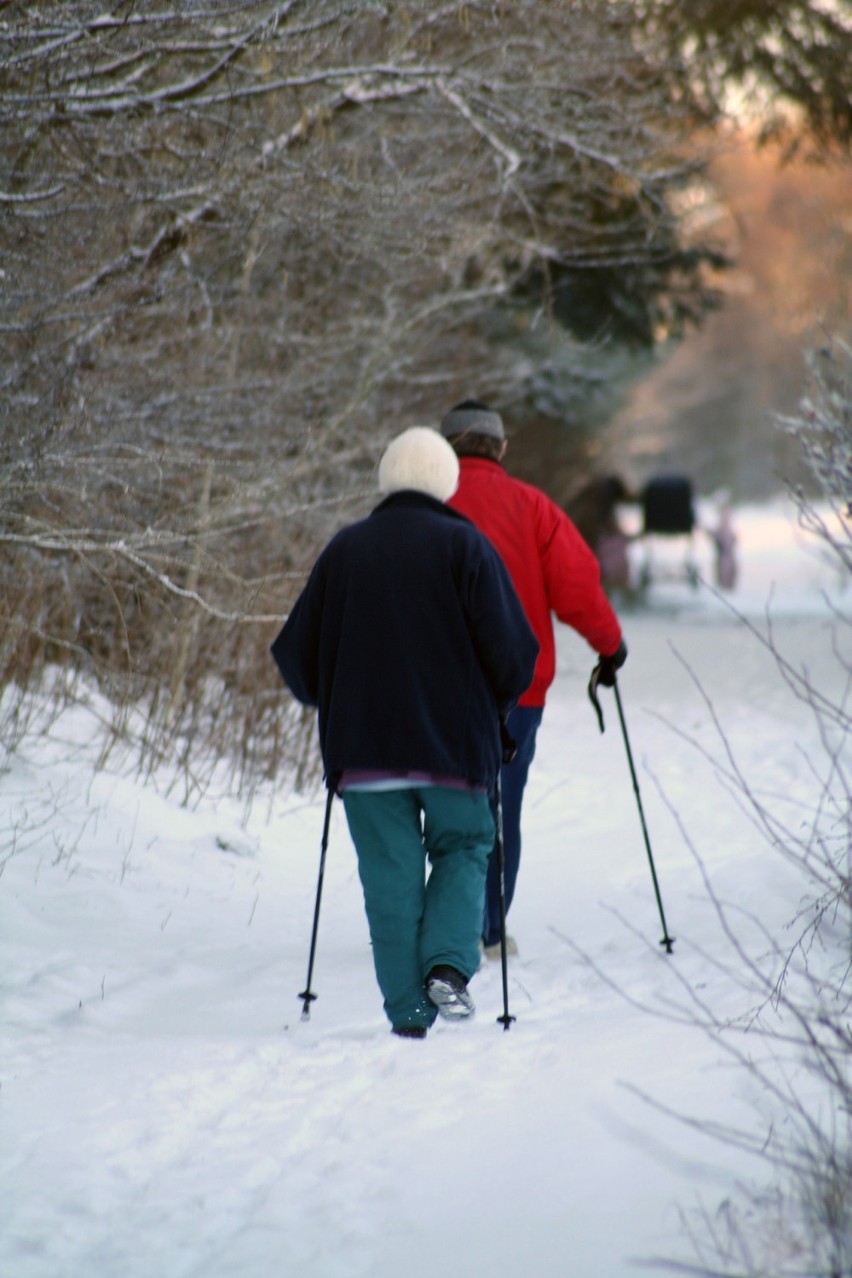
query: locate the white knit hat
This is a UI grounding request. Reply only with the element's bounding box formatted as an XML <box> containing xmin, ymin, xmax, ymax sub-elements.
<box><xmin>378</xmin><ymin>426</ymin><xmax>459</xmax><ymax>502</ymax></box>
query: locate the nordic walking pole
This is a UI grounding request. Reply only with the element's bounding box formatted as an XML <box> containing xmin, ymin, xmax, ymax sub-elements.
<box><xmin>495</xmin><ymin>718</ymin><xmax>519</xmax><ymax>1030</ymax></box>
<box><xmin>494</xmin><ymin>770</ymin><xmax>516</xmax><ymax>1030</ymax></box>
<box><xmin>612</xmin><ymin>679</ymin><xmax>675</xmax><ymax>953</ymax></box>
<box><xmin>299</xmin><ymin>786</ymin><xmax>335</xmax><ymax>1019</ymax></box>
<box><xmin>588</xmin><ymin>665</ymin><xmax>675</xmax><ymax>954</ymax></box>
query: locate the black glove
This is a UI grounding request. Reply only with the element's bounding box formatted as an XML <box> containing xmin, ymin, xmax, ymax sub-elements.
<box><xmin>499</xmin><ymin>718</ymin><xmax>518</xmax><ymax>764</ymax></box>
<box><xmin>594</xmin><ymin>639</ymin><xmax>627</xmax><ymax>688</ymax></box>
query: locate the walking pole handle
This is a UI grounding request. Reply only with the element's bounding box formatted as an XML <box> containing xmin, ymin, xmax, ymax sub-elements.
<box><xmin>588</xmin><ymin>662</ymin><xmax>606</xmax><ymax>733</ymax></box>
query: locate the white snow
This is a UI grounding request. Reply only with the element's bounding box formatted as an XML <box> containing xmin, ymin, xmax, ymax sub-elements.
<box><xmin>1</xmin><ymin>498</ymin><xmax>848</xmax><ymax>1278</ymax></box>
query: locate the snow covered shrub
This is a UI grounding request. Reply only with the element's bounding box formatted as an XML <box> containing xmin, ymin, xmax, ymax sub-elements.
<box><xmin>658</xmin><ymin>336</ymin><xmax>851</xmax><ymax>1277</ymax></box>
<box><xmin>780</xmin><ymin>336</ymin><xmax>852</xmax><ymax>578</ymax></box>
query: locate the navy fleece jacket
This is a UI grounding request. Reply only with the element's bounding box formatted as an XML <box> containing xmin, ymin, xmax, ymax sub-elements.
<box><xmin>271</xmin><ymin>491</ymin><xmax>538</xmax><ymax>790</ymax></box>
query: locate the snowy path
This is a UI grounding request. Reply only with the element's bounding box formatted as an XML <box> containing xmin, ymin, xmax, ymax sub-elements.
<box><xmin>1</xmin><ymin>502</ymin><xmax>847</xmax><ymax>1277</ymax></box>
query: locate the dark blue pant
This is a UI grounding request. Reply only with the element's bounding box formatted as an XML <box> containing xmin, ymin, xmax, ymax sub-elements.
<box><xmin>482</xmin><ymin>705</ymin><xmax>543</xmax><ymax>947</ymax></box>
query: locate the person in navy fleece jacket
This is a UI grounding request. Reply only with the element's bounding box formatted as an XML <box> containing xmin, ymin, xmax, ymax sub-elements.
<box><xmin>272</xmin><ymin>427</ymin><xmax>537</xmax><ymax>1038</ymax></box>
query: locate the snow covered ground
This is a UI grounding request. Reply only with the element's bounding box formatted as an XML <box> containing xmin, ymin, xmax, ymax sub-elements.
<box><xmin>1</xmin><ymin>497</ymin><xmax>848</xmax><ymax>1278</ymax></box>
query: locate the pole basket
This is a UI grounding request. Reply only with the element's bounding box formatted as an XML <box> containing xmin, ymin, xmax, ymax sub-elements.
<box><xmin>299</xmin><ymin>989</ymin><xmax>317</xmax><ymax>1020</ymax></box>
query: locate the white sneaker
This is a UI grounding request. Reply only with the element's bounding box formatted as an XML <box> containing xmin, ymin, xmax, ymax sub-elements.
<box><xmin>425</xmin><ymin>966</ymin><xmax>476</xmax><ymax>1020</ymax></box>
<box><xmin>481</xmin><ymin>935</ymin><xmax>518</xmax><ymax>961</ymax></box>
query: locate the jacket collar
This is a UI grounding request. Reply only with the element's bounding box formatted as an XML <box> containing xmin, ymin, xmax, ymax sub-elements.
<box><xmin>458</xmin><ymin>456</ymin><xmax>505</xmax><ymax>473</ymax></box>
<box><xmin>372</xmin><ymin>489</ymin><xmax>468</xmax><ymax>521</ymax></box>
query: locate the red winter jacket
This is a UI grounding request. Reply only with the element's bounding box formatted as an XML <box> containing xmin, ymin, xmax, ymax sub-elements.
<box><xmin>448</xmin><ymin>457</ymin><xmax>623</xmax><ymax>707</ymax></box>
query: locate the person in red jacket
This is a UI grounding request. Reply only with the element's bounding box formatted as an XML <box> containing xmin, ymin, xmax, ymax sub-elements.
<box><xmin>440</xmin><ymin>400</ymin><xmax>627</xmax><ymax>958</ymax></box>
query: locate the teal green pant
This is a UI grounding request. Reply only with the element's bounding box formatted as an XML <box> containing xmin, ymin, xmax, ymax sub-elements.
<box><xmin>342</xmin><ymin>786</ymin><xmax>494</xmax><ymax>1031</ymax></box>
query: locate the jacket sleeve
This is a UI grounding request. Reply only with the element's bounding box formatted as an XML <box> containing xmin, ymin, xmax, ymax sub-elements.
<box><xmin>538</xmin><ymin>499</ymin><xmax>623</xmax><ymax>657</ymax></box>
<box><xmin>270</xmin><ymin>557</ymin><xmax>326</xmax><ymax>708</ymax></box>
<box><xmin>464</xmin><ymin>539</ymin><xmax>540</xmax><ymax>716</ymax></box>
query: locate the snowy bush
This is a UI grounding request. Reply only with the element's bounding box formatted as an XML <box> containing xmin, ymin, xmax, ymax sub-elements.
<box><xmin>655</xmin><ymin>337</ymin><xmax>851</xmax><ymax>1277</ymax></box>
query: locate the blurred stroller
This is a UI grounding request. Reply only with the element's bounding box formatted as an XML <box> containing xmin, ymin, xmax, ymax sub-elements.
<box><xmin>567</xmin><ymin>471</ymin><xmax>736</xmax><ymax>595</ymax></box>
<box><xmin>636</xmin><ymin>474</ymin><xmax>699</xmax><ymax>589</ymax></box>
